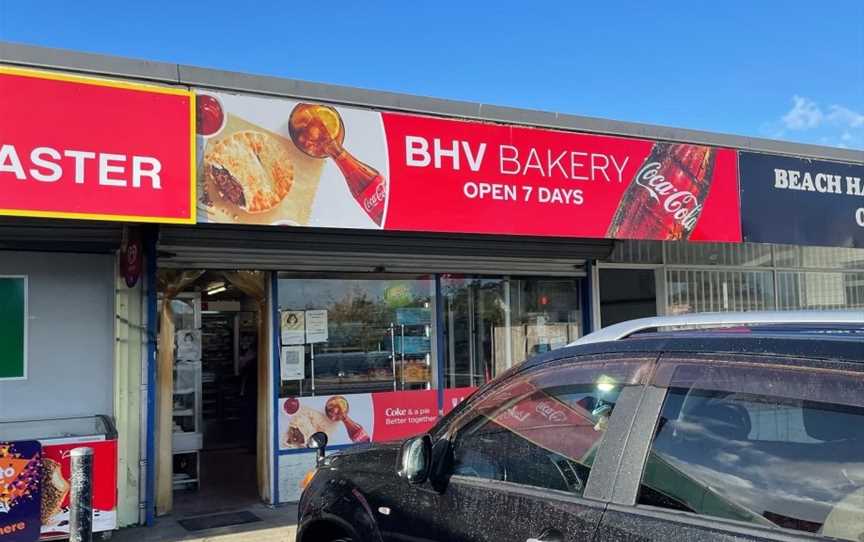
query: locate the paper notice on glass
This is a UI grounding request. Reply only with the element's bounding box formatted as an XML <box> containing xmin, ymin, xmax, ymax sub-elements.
<box><xmin>280</xmin><ymin>345</ymin><xmax>305</xmax><ymax>382</ymax></box>
<box><xmin>175</xmin><ymin>329</ymin><xmax>201</xmax><ymax>360</ymax></box>
<box><xmin>305</xmin><ymin>309</ymin><xmax>328</xmax><ymax>343</ymax></box>
<box><xmin>280</xmin><ymin>310</ymin><xmax>305</xmax><ymax>345</ymax></box>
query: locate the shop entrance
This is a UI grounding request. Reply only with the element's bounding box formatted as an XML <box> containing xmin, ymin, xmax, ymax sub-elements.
<box><xmin>598</xmin><ymin>268</ymin><xmax>659</xmax><ymax>327</ymax></box>
<box><xmin>158</xmin><ymin>271</ymin><xmax>269</xmax><ymax>517</ymax></box>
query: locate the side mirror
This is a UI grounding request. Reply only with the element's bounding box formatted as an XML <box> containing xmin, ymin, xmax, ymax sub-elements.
<box><xmin>307</xmin><ymin>431</ymin><xmax>328</xmax><ymax>464</ymax></box>
<box><xmin>397</xmin><ymin>435</ymin><xmax>431</xmax><ymax>484</ymax></box>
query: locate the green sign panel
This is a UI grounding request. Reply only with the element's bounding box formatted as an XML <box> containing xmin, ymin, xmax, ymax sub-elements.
<box><xmin>0</xmin><ymin>277</ymin><xmax>26</xmax><ymax>379</ymax></box>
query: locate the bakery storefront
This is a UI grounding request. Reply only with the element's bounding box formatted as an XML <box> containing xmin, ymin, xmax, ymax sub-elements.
<box><xmin>1</xmin><ymin>47</ymin><xmax>862</xmax><ymax>535</ymax></box>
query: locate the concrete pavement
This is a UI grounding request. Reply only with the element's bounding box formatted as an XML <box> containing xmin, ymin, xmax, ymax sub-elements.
<box><xmin>111</xmin><ymin>503</ymin><xmax>297</xmax><ymax>542</ymax></box>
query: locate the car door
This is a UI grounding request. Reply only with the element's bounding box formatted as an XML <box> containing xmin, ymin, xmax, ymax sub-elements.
<box><xmin>420</xmin><ymin>354</ymin><xmax>657</xmax><ymax>542</ymax></box>
<box><xmin>594</xmin><ymin>352</ymin><xmax>864</xmax><ymax>542</ymax></box>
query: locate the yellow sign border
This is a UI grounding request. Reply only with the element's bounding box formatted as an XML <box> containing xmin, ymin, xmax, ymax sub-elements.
<box><xmin>0</xmin><ymin>65</ymin><xmax>197</xmax><ymax>225</ymax></box>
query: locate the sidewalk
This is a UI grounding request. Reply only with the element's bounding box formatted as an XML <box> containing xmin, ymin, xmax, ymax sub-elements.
<box><xmin>111</xmin><ymin>503</ymin><xmax>297</xmax><ymax>542</ymax></box>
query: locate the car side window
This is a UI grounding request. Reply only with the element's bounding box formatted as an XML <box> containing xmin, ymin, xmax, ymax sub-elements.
<box><xmin>639</xmin><ymin>357</ymin><xmax>864</xmax><ymax>542</ymax></box>
<box><xmin>447</xmin><ymin>357</ymin><xmax>652</xmax><ymax>496</ymax></box>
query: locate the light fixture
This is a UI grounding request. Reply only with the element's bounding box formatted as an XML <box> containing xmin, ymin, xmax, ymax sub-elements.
<box><xmin>207</xmin><ymin>284</ymin><xmax>227</xmax><ymax>296</ymax></box>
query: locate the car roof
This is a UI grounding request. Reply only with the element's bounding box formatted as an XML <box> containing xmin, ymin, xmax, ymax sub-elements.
<box><xmin>523</xmin><ymin>327</ymin><xmax>864</xmax><ymax>370</ymax></box>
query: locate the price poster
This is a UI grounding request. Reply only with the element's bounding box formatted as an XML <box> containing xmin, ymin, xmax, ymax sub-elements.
<box><xmin>304</xmin><ymin>310</ymin><xmax>329</xmax><ymax>344</ymax></box>
<box><xmin>280</xmin><ymin>310</ymin><xmax>305</xmax><ymax>345</ymax></box>
<box><xmin>281</xmin><ymin>345</ymin><xmax>305</xmax><ymax>382</ymax></box>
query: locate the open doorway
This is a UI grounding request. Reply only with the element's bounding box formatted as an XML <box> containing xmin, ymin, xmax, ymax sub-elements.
<box><xmin>160</xmin><ymin>271</ymin><xmax>265</xmax><ymax>517</ymax></box>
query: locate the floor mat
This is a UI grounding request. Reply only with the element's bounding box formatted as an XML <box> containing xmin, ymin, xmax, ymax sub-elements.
<box><xmin>178</xmin><ymin>510</ymin><xmax>261</xmax><ymax>532</ymax></box>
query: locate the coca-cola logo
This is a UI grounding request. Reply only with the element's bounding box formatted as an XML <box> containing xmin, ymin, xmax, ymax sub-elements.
<box><xmin>535</xmin><ymin>401</ymin><xmax>567</xmax><ymax>423</ymax></box>
<box><xmin>634</xmin><ymin>161</ymin><xmax>703</xmax><ymax>231</ymax></box>
<box><xmin>364</xmin><ymin>182</ymin><xmax>387</xmax><ymax>212</ymax></box>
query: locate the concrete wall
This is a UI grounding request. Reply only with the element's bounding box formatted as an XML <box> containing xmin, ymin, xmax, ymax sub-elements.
<box><xmin>0</xmin><ymin>251</ymin><xmax>114</xmax><ymax>421</ymax></box>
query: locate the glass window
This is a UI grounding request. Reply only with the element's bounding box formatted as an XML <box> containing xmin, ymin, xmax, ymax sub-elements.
<box><xmin>665</xmin><ymin>242</ymin><xmax>773</xmax><ymax>267</ymax></box>
<box><xmin>777</xmin><ymin>271</ymin><xmax>864</xmax><ymax>310</ymax></box>
<box><xmin>441</xmin><ymin>276</ymin><xmax>582</xmax><ymax>389</ymax></box>
<box><xmin>666</xmin><ymin>269</ymin><xmax>775</xmax><ymax>314</ymax></box>
<box><xmin>277</xmin><ymin>276</ymin><xmax>435</xmax><ymax>396</ymax></box>
<box><xmin>448</xmin><ymin>358</ymin><xmax>650</xmax><ymax>496</ymax></box>
<box><xmin>639</xmin><ymin>358</ymin><xmax>864</xmax><ymax>541</ymax></box>
<box><xmin>773</xmin><ymin>245</ymin><xmax>864</xmax><ymax>270</ymax></box>
<box><xmin>607</xmin><ymin>240</ymin><xmax>664</xmax><ymax>264</ymax></box>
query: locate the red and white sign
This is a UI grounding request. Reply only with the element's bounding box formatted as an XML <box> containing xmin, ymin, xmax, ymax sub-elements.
<box><xmin>279</xmin><ymin>391</ymin><xmax>439</xmax><ymax>449</ymax></box>
<box><xmin>40</xmin><ymin>440</ymin><xmax>118</xmax><ymax>538</ymax></box>
<box><xmin>0</xmin><ymin>67</ymin><xmax>195</xmax><ymax>223</ymax></box>
<box><xmin>196</xmin><ymin>91</ymin><xmax>740</xmax><ymax>242</ymax></box>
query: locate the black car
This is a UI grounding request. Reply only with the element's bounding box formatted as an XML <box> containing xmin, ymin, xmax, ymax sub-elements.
<box><xmin>297</xmin><ymin>312</ymin><xmax>864</xmax><ymax>542</ymax></box>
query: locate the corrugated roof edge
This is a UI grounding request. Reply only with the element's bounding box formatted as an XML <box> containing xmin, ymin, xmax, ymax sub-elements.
<box><xmin>1</xmin><ymin>40</ymin><xmax>862</xmax><ymax>164</ymax></box>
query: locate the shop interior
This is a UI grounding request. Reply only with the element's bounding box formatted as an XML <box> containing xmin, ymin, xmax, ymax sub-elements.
<box><xmin>159</xmin><ymin>271</ymin><xmax>265</xmax><ymax>516</ymax></box>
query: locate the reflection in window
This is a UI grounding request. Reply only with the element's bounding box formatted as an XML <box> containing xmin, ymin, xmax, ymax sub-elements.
<box><xmin>442</xmin><ymin>276</ymin><xmax>582</xmax><ymax>389</ymax></box>
<box><xmin>277</xmin><ymin>277</ymin><xmax>434</xmax><ymax>396</ymax></box>
<box><xmin>639</xmin><ymin>362</ymin><xmax>864</xmax><ymax>541</ymax></box>
<box><xmin>450</xmin><ymin>359</ymin><xmax>649</xmax><ymax>496</ymax></box>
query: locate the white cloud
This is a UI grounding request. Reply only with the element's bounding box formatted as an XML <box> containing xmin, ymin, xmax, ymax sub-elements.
<box><xmin>770</xmin><ymin>96</ymin><xmax>864</xmax><ymax>149</ymax></box>
<box><xmin>828</xmin><ymin>105</ymin><xmax>864</xmax><ymax>128</ymax></box>
<box><xmin>782</xmin><ymin>96</ymin><xmax>823</xmax><ymax>130</ymax></box>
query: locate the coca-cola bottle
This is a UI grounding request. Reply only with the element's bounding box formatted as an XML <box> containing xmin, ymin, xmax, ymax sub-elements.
<box><xmin>289</xmin><ymin>103</ymin><xmax>387</xmax><ymax>226</ymax></box>
<box><xmin>341</xmin><ymin>416</ymin><xmax>371</xmax><ymax>443</ymax></box>
<box><xmin>606</xmin><ymin>143</ymin><xmax>716</xmax><ymax>240</ymax></box>
<box><xmin>324</xmin><ymin>396</ymin><xmax>371</xmax><ymax>443</ymax></box>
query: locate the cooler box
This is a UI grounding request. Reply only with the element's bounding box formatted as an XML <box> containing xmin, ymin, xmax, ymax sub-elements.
<box><xmin>0</xmin><ymin>415</ymin><xmax>118</xmax><ymax>540</ymax></box>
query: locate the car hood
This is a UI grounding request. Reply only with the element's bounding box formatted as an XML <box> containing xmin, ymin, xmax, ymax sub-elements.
<box><xmin>327</xmin><ymin>440</ymin><xmax>403</xmax><ymax>473</ymax></box>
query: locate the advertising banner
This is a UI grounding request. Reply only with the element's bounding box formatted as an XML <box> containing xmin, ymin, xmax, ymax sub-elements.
<box><xmin>278</xmin><ymin>390</ymin><xmax>438</xmax><ymax>450</ymax></box>
<box><xmin>740</xmin><ymin>152</ymin><xmax>864</xmax><ymax>248</ymax></box>
<box><xmin>0</xmin><ymin>277</ymin><xmax>26</xmax><ymax>380</ymax></box>
<box><xmin>0</xmin><ymin>66</ymin><xmax>195</xmax><ymax>223</ymax></box>
<box><xmin>40</xmin><ymin>440</ymin><xmax>117</xmax><ymax>538</ymax></box>
<box><xmin>443</xmin><ymin>387</ymin><xmax>478</xmax><ymax>415</ymax></box>
<box><xmin>195</xmin><ymin>91</ymin><xmax>741</xmax><ymax>242</ymax></box>
<box><xmin>0</xmin><ymin>441</ymin><xmax>41</xmax><ymax>542</ymax></box>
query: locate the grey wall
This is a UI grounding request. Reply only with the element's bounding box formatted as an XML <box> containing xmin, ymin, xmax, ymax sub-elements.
<box><xmin>0</xmin><ymin>251</ymin><xmax>114</xmax><ymax>421</ymax></box>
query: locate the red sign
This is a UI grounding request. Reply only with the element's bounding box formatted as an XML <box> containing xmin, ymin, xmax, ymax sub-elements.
<box><xmin>382</xmin><ymin>113</ymin><xmax>740</xmax><ymax>241</ymax></box>
<box><xmin>40</xmin><ymin>440</ymin><xmax>117</xmax><ymax>537</ymax></box>
<box><xmin>443</xmin><ymin>386</ymin><xmax>477</xmax><ymax>415</ymax></box>
<box><xmin>195</xmin><ymin>91</ymin><xmax>741</xmax><ymax>242</ymax></box>
<box><xmin>0</xmin><ymin>67</ymin><xmax>195</xmax><ymax>223</ymax></box>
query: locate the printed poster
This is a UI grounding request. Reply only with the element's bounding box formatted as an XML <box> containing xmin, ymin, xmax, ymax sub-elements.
<box><xmin>280</xmin><ymin>311</ymin><xmax>305</xmax><ymax>345</ymax></box>
<box><xmin>175</xmin><ymin>329</ymin><xmax>201</xmax><ymax>361</ymax></box>
<box><xmin>278</xmin><ymin>390</ymin><xmax>439</xmax><ymax>450</ymax></box>
<box><xmin>40</xmin><ymin>440</ymin><xmax>118</xmax><ymax>537</ymax></box>
<box><xmin>194</xmin><ymin>89</ymin><xmax>741</xmax><ymax>242</ymax></box>
<box><xmin>0</xmin><ymin>441</ymin><xmax>41</xmax><ymax>542</ymax></box>
<box><xmin>280</xmin><ymin>346</ymin><xmax>305</xmax><ymax>382</ymax></box>
<box><xmin>304</xmin><ymin>310</ymin><xmax>328</xmax><ymax>344</ymax></box>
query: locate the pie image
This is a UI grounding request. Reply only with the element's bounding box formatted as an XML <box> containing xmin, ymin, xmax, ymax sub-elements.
<box><xmin>204</xmin><ymin>130</ymin><xmax>294</xmax><ymax>213</ymax></box>
<box><xmin>41</xmin><ymin>458</ymin><xmax>69</xmax><ymax>524</ymax></box>
<box><xmin>283</xmin><ymin>406</ymin><xmax>337</xmax><ymax>449</ymax></box>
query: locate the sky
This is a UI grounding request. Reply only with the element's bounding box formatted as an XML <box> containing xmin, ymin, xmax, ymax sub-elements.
<box><xmin>1</xmin><ymin>1</ymin><xmax>862</xmax><ymax>150</ymax></box>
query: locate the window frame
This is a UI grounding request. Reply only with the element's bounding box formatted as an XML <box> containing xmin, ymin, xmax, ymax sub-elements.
<box><xmin>616</xmin><ymin>351</ymin><xmax>864</xmax><ymax>540</ymax></box>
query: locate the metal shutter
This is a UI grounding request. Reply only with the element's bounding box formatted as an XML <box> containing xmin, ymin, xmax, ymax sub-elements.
<box><xmin>158</xmin><ymin>225</ymin><xmax>612</xmax><ymax>276</ymax></box>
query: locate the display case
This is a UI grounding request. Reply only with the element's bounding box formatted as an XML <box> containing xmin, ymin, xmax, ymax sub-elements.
<box><xmin>392</xmin><ymin>307</ymin><xmax>433</xmax><ymax>391</ymax></box>
<box><xmin>0</xmin><ymin>415</ymin><xmax>118</xmax><ymax>540</ymax></box>
<box><xmin>162</xmin><ymin>292</ymin><xmax>203</xmax><ymax>491</ymax></box>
